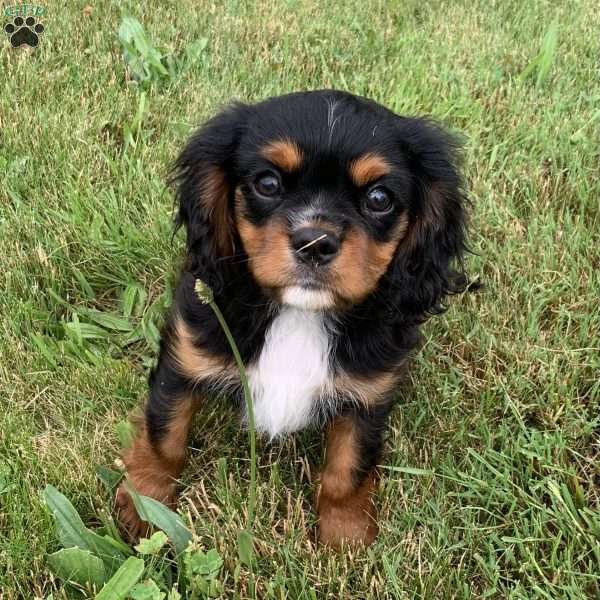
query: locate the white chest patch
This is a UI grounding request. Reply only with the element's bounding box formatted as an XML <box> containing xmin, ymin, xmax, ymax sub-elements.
<box><xmin>246</xmin><ymin>307</ymin><xmax>332</xmax><ymax>438</ymax></box>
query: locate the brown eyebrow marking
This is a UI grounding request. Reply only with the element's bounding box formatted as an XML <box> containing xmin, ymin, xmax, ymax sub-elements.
<box><xmin>259</xmin><ymin>139</ymin><xmax>303</xmax><ymax>173</ymax></box>
<box><xmin>349</xmin><ymin>153</ymin><xmax>391</xmax><ymax>187</ymax></box>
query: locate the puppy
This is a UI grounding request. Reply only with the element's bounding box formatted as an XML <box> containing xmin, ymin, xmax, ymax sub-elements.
<box><xmin>115</xmin><ymin>90</ymin><xmax>468</xmax><ymax>548</ymax></box>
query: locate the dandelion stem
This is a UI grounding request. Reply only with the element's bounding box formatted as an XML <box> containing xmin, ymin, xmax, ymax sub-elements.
<box><xmin>195</xmin><ymin>280</ymin><xmax>256</xmax><ymax>528</ymax></box>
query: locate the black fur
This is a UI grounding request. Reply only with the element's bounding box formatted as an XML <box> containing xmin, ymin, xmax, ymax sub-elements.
<box><xmin>149</xmin><ymin>90</ymin><xmax>468</xmax><ymax>495</ymax></box>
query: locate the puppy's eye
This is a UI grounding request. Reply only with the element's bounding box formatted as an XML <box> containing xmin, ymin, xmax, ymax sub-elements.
<box><xmin>365</xmin><ymin>187</ymin><xmax>393</xmax><ymax>214</ymax></box>
<box><xmin>254</xmin><ymin>172</ymin><xmax>281</xmax><ymax>198</ymax></box>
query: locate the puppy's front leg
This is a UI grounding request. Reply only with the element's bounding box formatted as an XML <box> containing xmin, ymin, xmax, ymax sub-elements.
<box><xmin>115</xmin><ymin>353</ymin><xmax>198</xmax><ymax>539</ymax></box>
<box><xmin>317</xmin><ymin>406</ymin><xmax>391</xmax><ymax>548</ymax></box>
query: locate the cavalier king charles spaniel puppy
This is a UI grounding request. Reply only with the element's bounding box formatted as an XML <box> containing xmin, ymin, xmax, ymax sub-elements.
<box><xmin>116</xmin><ymin>90</ymin><xmax>468</xmax><ymax>548</ymax></box>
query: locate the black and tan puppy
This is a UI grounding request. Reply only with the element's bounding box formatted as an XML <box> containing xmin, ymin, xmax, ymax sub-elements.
<box><xmin>116</xmin><ymin>90</ymin><xmax>468</xmax><ymax>547</ymax></box>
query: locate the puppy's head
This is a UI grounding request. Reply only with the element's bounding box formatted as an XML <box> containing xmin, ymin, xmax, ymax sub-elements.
<box><xmin>173</xmin><ymin>91</ymin><xmax>467</xmax><ymax>317</ymax></box>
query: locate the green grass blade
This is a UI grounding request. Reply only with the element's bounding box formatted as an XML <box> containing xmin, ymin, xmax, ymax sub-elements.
<box><xmin>536</xmin><ymin>19</ymin><xmax>559</xmax><ymax>85</ymax></box>
<box><xmin>519</xmin><ymin>19</ymin><xmax>559</xmax><ymax>86</ymax></box>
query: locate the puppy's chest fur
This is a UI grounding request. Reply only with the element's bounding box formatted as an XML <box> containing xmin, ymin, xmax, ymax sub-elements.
<box><xmin>246</xmin><ymin>307</ymin><xmax>334</xmax><ymax>438</ymax></box>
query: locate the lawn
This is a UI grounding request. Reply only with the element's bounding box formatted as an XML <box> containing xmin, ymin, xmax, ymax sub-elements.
<box><xmin>0</xmin><ymin>0</ymin><xmax>599</xmax><ymax>597</ymax></box>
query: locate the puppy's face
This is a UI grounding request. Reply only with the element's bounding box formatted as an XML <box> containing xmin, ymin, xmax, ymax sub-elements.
<box><xmin>175</xmin><ymin>91</ymin><xmax>466</xmax><ymax>316</ymax></box>
<box><xmin>234</xmin><ymin>122</ymin><xmax>412</xmax><ymax>310</ymax></box>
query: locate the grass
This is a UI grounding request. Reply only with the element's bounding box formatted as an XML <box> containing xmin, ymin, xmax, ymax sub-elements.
<box><xmin>0</xmin><ymin>0</ymin><xmax>599</xmax><ymax>597</ymax></box>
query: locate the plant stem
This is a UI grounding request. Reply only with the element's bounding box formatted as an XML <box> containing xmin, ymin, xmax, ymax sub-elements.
<box><xmin>206</xmin><ymin>299</ymin><xmax>257</xmax><ymax>529</ymax></box>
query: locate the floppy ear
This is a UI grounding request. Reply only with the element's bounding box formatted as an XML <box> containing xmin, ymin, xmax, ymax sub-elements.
<box><xmin>387</xmin><ymin>118</ymin><xmax>468</xmax><ymax>319</ymax></box>
<box><xmin>171</xmin><ymin>103</ymin><xmax>249</xmax><ymax>289</ymax></box>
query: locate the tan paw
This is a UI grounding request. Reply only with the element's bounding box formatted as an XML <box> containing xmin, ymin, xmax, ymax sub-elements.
<box><xmin>318</xmin><ymin>497</ymin><xmax>378</xmax><ymax>548</ymax></box>
<box><xmin>115</xmin><ymin>426</ymin><xmax>181</xmax><ymax>541</ymax></box>
<box><xmin>114</xmin><ymin>477</ymin><xmax>178</xmax><ymax>540</ymax></box>
<box><xmin>114</xmin><ymin>483</ymin><xmax>151</xmax><ymax>541</ymax></box>
<box><xmin>317</xmin><ymin>474</ymin><xmax>378</xmax><ymax>548</ymax></box>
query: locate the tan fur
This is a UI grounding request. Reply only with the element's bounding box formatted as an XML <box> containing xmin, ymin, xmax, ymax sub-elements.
<box><xmin>199</xmin><ymin>166</ymin><xmax>234</xmax><ymax>256</ymax></box>
<box><xmin>349</xmin><ymin>153</ymin><xmax>391</xmax><ymax>187</ymax></box>
<box><xmin>260</xmin><ymin>139</ymin><xmax>303</xmax><ymax>173</ymax></box>
<box><xmin>319</xmin><ymin>417</ymin><xmax>359</xmax><ymax>501</ymax></box>
<box><xmin>116</xmin><ymin>396</ymin><xmax>197</xmax><ymax>538</ymax></box>
<box><xmin>236</xmin><ymin>184</ymin><xmax>409</xmax><ymax>306</ymax></box>
<box><xmin>158</xmin><ymin>399</ymin><xmax>197</xmax><ymax>466</ymax></box>
<box><xmin>170</xmin><ymin>317</ymin><xmax>237</xmax><ymax>385</ymax></box>
<box><xmin>331</xmin><ymin>214</ymin><xmax>409</xmax><ymax>303</ymax></box>
<box><xmin>236</xmin><ymin>214</ymin><xmax>296</xmax><ymax>290</ymax></box>
<box><xmin>334</xmin><ymin>369</ymin><xmax>400</xmax><ymax>407</ymax></box>
<box><xmin>317</xmin><ymin>417</ymin><xmax>378</xmax><ymax>547</ymax></box>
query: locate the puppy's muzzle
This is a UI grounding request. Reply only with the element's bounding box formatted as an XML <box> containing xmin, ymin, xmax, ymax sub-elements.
<box><xmin>292</xmin><ymin>227</ymin><xmax>340</xmax><ymax>266</ymax></box>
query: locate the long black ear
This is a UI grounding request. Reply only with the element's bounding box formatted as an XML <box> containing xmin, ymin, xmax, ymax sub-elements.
<box><xmin>171</xmin><ymin>103</ymin><xmax>249</xmax><ymax>289</ymax></box>
<box><xmin>387</xmin><ymin>117</ymin><xmax>469</xmax><ymax>320</ymax></box>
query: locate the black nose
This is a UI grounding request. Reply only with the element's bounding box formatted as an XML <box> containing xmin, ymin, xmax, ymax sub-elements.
<box><xmin>291</xmin><ymin>227</ymin><xmax>340</xmax><ymax>266</ymax></box>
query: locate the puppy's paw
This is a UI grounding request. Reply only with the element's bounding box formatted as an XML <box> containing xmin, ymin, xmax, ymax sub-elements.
<box><xmin>114</xmin><ymin>477</ymin><xmax>178</xmax><ymax>541</ymax></box>
<box><xmin>115</xmin><ymin>424</ymin><xmax>182</xmax><ymax>541</ymax></box>
<box><xmin>114</xmin><ymin>483</ymin><xmax>151</xmax><ymax>541</ymax></box>
<box><xmin>317</xmin><ymin>474</ymin><xmax>378</xmax><ymax>548</ymax></box>
<box><xmin>318</xmin><ymin>495</ymin><xmax>378</xmax><ymax>548</ymax></box>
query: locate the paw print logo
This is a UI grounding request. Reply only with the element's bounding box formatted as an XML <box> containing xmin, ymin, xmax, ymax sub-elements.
<box><xmin>4</xmin><ymin>16</ymin><xmax>45</xmax><ymax>48</ymax></box>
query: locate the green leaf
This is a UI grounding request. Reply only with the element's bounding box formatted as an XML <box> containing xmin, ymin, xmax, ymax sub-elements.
<box><xmin>43</xmin><ymin>486</ymin><xmax>126</xmax><ymax>573</ymax></box>
<box><xmin>135</xmin><ymin>531</ymin><xmax>169</xmax><ymax>555</ymax></box>
<box><xmin>121</xmin><ymin>284</ymin><xmax>137</xmax><ymax>318</ymax></box>
<box><xmin>185</xmin><ymin>547</ymin><xmax>223</xmax><ymax>578</ymax></box>
<box><xmin>118</xmin><ymin>16</ymin><xmax>168</xmax><ymax>84</ymax></box>
<box><xmin>86</xmin><ymin>531</ymin><xmax>127</xmax><ymax>569</ymax></box>
<box><xmin>78</xmin><ymin>308</ymin><xmax>134</xmax><ymax>332</ymax></box>
<box><xmin>128</xmin><ymin>486</ymin><xmax>192</xmax><ymax>555</ymax></box>
<box><xmin>65</xmin><ymin>313</ymin><xmax>82</xmax><ymax>345</ymax></box>
<box><xmin>72</xmin><ymin>267</ymin><xmax>95</xmax><ymax>300</ymax></box>
<box><xmin>47</xmin><ymin>547</ymin><xmax>107</xmax><ymax>588</ymax></box>
<box><xmin>129</xmin><ymin>580</ymin><xmax>165</xmax><ymax>600</ymax></box>
<box><xmin>121</xmin><ymin>283</ymin><xmax>146</xmax><ymax>318</ymax></box>
<box><xmin>96</xmin><ymin>557</ymin><xmax>145</xmax><ymax>600</ymax></box>
<box><xmin>44</xmin><ymin>485</ymin><xmax>94</xmax><ymax>550</ymax></box>
<box><xmin>64</xmin><ymin>320</ymin><xmax>112</xmax><ymax>340</ymax></box>
<box><xmin>237</xmin><ymin>529</ymin><xmax>254</xmax><ymax>567</ymax></box>
<box><xmin>31</xmin><ymin>334</ymin><xmax>58</xmax><ymax>368</ymax></box>
<box><xmin>96</xmin><ymin>511</ymin><xmax>134</xmax><ymax>557</ymax></box>
<box><xmin>122</xmin><ymin>43</ymin><xmax>149</xmax><ymax>82</ymax></box>
<box><xmin>96</xmin><ymin>465</ymin><xmax>123</xmax><ymax>492</ymax></box>
<box><xmin>141</xmin><ymin>317</ymin><xmax>161</xmax><ymax>351</ymax></box>
<box><xmin>184</xmin><ymin>38</ymin><xmax>208</xmax><ymax>65</ymax></box>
